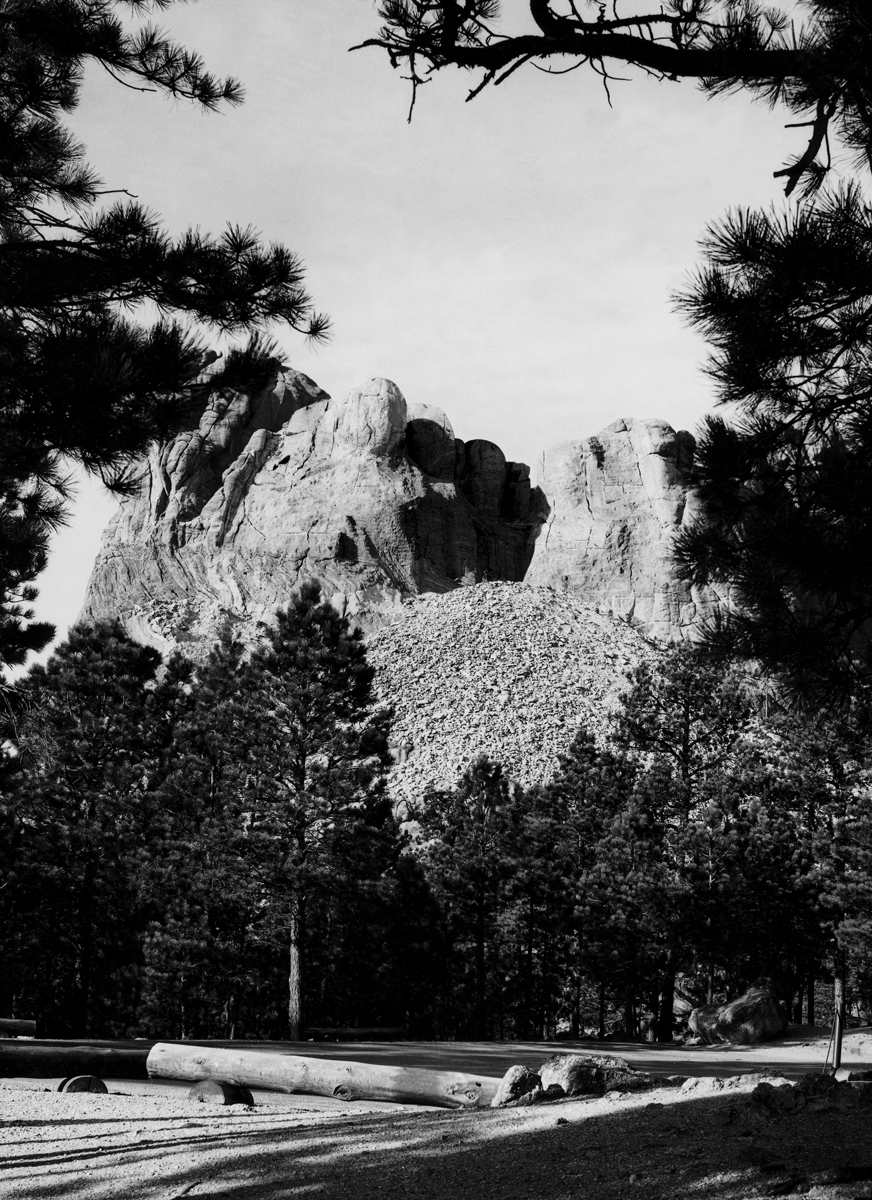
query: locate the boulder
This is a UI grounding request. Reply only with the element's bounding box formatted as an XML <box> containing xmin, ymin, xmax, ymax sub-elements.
<box><xmin>537</xmin><ymin>1052</ymin><xmax>656</xmax><ymax>1097</ymax></box>
<box><xmin>491</xmin><ymin>1065</ymin><xmax>542</xmax><ymax>1108</ymax></box>
<box><xmin>600</xmin><ymin>1067</ymin><xmax>659</xmax><ymax>1093</ymax></box>
<box><xmin>688</xmin><ymin>985</ymin><xmax>787</xmax><ymax>1045</ymax></box>
<box><xmin>526</xmin><ymin>417</ymin><xmax>727</xmax><ymax>642</ymax></box>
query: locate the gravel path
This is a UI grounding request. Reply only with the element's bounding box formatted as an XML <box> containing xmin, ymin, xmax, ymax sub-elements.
<box><xmin>4</xmin><ymin>1072</ymin><xmax>872</xmax><ymax>1200</ymax></box>
<box><xmin>5</xmin><ymin>1031</ymin><xmax>872</xmax><ymax>1200</ymax></box>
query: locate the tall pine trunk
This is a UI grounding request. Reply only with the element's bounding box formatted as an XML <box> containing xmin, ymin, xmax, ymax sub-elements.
<box><xmin>74</xmin><ymin>856</ymin><xmax>96</xmax><ymax>1037</ymax></box>
<box><xmin>522</xmin><ymin>898</ymin><xmax>534</xmax><ymax>1040</ymax></box>
<box><xmin>624</xmin><ymin>982</ymin><xmax>636</xmax><ymax>1040</ymax></box>
<box><xmin>656</xmin><ymin>951</ymin><xmax>677</xmax><ymax>1043</ymax></box>
<box><xmin>474</xmin><ymin>896</ymin><xmax>486</xmax><ymax>1039</ymax></box>
<box><xmin>288</xmin><ymin>892</ymin><xmax>305</xmax><ymax>1040</ymax></box>
<box><xmin>833</xmin><ymin>952</ymin><xmax>847</xmax><ymax>1070</ymax></box>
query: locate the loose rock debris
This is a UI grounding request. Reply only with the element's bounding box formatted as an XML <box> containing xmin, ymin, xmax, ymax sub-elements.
<box><xmin>369</xmin><ymin>582</ymin><xmax>658</xmax><ymax>808</ymax></box>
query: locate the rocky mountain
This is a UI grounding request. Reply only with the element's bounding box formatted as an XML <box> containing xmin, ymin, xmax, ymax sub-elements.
<box><xmin>80</xmin><ymin>365</ymin><xmax>722</xmax><ymax>652</ymax></box>
<box><xmin>81</xmin><ymin>369</ymin><xmax>546</xmax><ymax>651</ymax></box>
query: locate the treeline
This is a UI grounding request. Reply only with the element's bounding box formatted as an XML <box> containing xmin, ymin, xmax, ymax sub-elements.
<box><xmin>2</xmin><ymin>588</ymin><xmax>872</xmax><ymax>1041</ymax></box>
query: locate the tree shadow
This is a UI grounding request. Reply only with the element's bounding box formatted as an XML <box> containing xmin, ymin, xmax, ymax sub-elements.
<box><xmin>4</xmin><ymin>1085</ymin><xmax>870</xmax><ymax>1200</ymax></box>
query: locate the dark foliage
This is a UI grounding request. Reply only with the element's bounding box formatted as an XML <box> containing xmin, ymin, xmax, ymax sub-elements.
<box><xmin>360</xmin><ymin>2</ymin><xmax>871</xmax><ymax>196</ymax></box>
<box><xmin>0</xmin><ymin>1</ymin><xmax>328</xmax><ymax>671</ymax></box>
<box><xmin>675</xmin><ymin>187</ymin><xmax>872</xmax><ymax>705</ymax></box>
<box><xmin>0</xmin><ymin>621</ymin><xmax>162</xmax><ymax>1034</ymax></box>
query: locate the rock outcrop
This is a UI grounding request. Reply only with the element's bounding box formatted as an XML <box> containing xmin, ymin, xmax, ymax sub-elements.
<box><xmin>688</xmin><ymin>985</ymin><xmax>788</xmax><ymax>1045</ymax></box>
<box><xmin>81</xmin><ymin>366</ymin><xmax>727</xmax><ymax>652</ymax></box>
<box><xmin>81</xmin><ymin>370</ymin><xmax>546</xmax><ymax>651</ymax></box>
<box><xmin>526</xmin><ymin>418</ymin><xmax>724</xmax><ymax>641</ymax></box>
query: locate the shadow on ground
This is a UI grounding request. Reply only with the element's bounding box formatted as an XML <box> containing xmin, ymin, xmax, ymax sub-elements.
<box><xmin>5</xmin><ymin>1084</ymin><xmax>870</xmax><ymax>1200</ymax></box>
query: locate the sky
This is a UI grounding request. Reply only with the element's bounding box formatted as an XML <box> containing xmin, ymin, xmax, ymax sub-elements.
<box><xmin>33</xmin><ymin>0</ymin><xmax>809</xmax><ymax>655</ymax></box>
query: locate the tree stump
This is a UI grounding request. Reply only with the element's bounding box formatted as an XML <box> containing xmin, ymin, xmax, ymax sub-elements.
<box><xmin>188</xmin><ymin>1079</ymin><xmax>254</xmax><ymax>1106</ymax></box>
<box><xmin>58</xmin><ymin>1076</ymin><xmax>108</xmax><ymax>1093</ymax></box>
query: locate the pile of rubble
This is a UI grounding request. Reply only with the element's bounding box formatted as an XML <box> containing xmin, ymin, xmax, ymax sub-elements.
<box><xmin>367</xmin><ymin>582</ymin><xmax>659</xmax><ymax>809</ymax></box>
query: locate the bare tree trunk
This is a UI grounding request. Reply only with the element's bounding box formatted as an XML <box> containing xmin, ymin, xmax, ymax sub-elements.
<box><xmin>598</xmin><ymin>981</ymin><xmax>606</xmax><ymax>1040</ymax></box>
<box><xmin>288</xmin><ymin>893</ymin><xmax>305</xmax><ymax>1041</ymax></box>
<box><xmin>74</xmin><ymin>857</ymin><xmax>96</xmax><ymax>1037</ymax></box>
<box><xmin>656</xmin><ymin>953</ymin><xmax>677</xmax><ymax>1043</ymax></box>
<box><xmin>522</xmin><ymin>898</ymin><xmax>534</xmax><ymax>1040</ymax></box>
<box><xmin>833</xmin><ymin>957</ymin><xmax>847</xmax><ymax>1071</ymax></box>
<box><xmin>474</xmin><ymin>898</ymin><xmax>486</xmax><ymax>1040</ymax></box>
<box><xmin>831</xmin><ymin>818</ymin><xmax>847</xmax><ymax>1071</ymax></box>
<box><xmin>807</xmin><ymin>976</ymin><xmax>815</xmax><ymax>1025</ymax></box>
<box><xmin>624</xmin><ymin>983</ymin><xmax>636</xmax><ymax>1041</ymax></box>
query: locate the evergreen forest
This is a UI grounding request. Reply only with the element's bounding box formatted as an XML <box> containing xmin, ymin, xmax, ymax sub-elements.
<box><xmin>3</xmin><ymin>584</ymin><xmax>872</xmax><ymax>1045</ymax></box>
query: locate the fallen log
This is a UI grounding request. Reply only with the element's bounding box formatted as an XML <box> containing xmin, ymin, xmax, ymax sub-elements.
<box><xmin>0</xmin><ymin>1018</ymin><xmax>37</xmax><ymax>1037</ymax></box>
<box><xmin>0</xmin><ymin>1043</ymin><xmax>149</xmax><ymax>1079</ymax></box>
<box><xmin>146</xmin><ymin>1043</ymin><xmax>500</xmax><ymax>1109</ymax></box>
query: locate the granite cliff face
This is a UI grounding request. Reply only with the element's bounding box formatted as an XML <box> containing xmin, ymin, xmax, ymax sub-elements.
<box><xmin>80</xmin><ymin>369</ymin><xmax>547</xmax><ymax>651</ymax></box>
<box><xmin>81</xmin><ymin>366</ymin><xmax>724</xmax><ymax>651</ymax></box>
<box><xmin>526</xmin><ymin>418</ymin><xmax>724</xmax><ymax>642</ymax></box>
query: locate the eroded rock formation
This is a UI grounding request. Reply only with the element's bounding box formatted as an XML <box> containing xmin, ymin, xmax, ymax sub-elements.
<box><xmin>81</xmin><ymin>365</ymin><xmax>727</xmax><ymax>652</ymax></box>
<box><xmin>526</xmin><ymin>417</ymin><xmax>724</xmax><ymax>641</ymax></box>
<box><xmin>80</xmin><ymin>369</ymin><xmax>547</xmax><ymax>651</ymax></box>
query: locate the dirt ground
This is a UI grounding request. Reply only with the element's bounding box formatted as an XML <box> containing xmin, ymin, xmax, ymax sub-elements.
<box><xmin>3</xmin><ymin>1028</ymin><xmax>872</xmax><ymax>1200</ymax></box>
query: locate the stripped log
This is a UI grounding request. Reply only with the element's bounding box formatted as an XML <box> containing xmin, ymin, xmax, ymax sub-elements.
<box><xmin>0</xmin><ymin>1018</ymin><xmax>37</xmax><ymax>1037</ymax></box>
<box><xmin>58</xmin><ymin>1076</ymin><xmax>108</xmax><ymax>1094</ymax></box>
<box><xmin>0</xmin><ymin>1043</ymin><xmax>149</xmax><ymax>1079</ymax></box>
<box><xmin>147</xmin><ymin>1043</ymin><xmax>500</xmax><ymax>1109</ymax></box>
<box><xmin>188</xmin><ymin>1080</ymin><xmax>254</xmax><ymax>1106</ymax></box>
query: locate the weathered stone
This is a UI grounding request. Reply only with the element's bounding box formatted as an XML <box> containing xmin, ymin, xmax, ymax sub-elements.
<box><xmin>601</xmin><ymin>1068</ymin><xmax>658</xmax><ymax>1093</ymax></box>
<box><xmin>80</xmin><ymin>371</ymin><xmax>546</xmax><ymax>653</ymax></box>
<box><xmin>405</xmin><ymin>403</ymin><xmax>456</xmax><ymax>480</ymax></box>
<box><xmin>682</xmin><ymin>1071</ymin><xmax>789</xmax><ymax>1098</ymax></box>
<box><xmin>688</xmin><ymin>985</ymin><xmax>787</xmax><ymax>1045</ymax></box>
<box><xmin>526</xmin><ymin>417</ymin><xmax>727</xmax><ymax>642</ymax></box>
<box><xmin>491</xmin><ymin>1064</ymin><xmax>541</xmax><ymax>1108</ymax></box>
<box><xmin>524</xmin><ymin>1083</ymin><xmax>566</xmax><ymax>1105</ymax></box>
<box><xmin>752</xmin><ymin>1072</ymin><xmax>872</xmax><ymax>1117</ymax></box>
<box><xmin>538</xmin><ymin>1052</ymin><xmax>635</xmax><ymax>1098</ymax></box>
<box><xmin>81</xmin><ymin>359</ymin><xmax>735</xmax><ymax>657</ymax></box>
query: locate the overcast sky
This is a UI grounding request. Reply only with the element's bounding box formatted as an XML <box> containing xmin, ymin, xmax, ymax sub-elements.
<box><xmin>34</xmin><ymin>0</ymin><xmax>807</xmax><ymax>654</ymax></box>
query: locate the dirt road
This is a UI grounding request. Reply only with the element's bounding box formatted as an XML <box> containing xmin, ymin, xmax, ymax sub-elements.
<box><xmin>2</xmin><ymin>1028</ymin><xmax>871</xmax><ymax>1200</ymax></box>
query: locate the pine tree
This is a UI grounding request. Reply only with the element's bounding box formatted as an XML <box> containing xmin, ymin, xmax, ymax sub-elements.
<box><xmin>362</xmin><ymin>2</ymin><xmax>872</xmax><ymax>198</ymax></box>
<box><xmin>530</xmin><ymin>728</ymin><xmax>636</xmax><ymax>1038</ymax></box>
<box><xmin>245</xmin><ymin>583</ymin><xmax>398</xmax><ymax>1039</ymax></box>
<box><xmin>609</xmin><ymin>647</ymin><xmax>755</xmax><ymax>1038</ymax></box>
<box><xmin>137</xmin><ymin>627</ymin><xmax>266</xmax><ymax>1039</ymax></box>
<box><xmin>0</xmin><ymin>621</ymin><xmax>161</xmax><ymax>1033</ymax></box>
<box><xmin>674</xmin><ymin>188</ymin><xmax>872</xmax><ymax>703</ymax></box>
<box><xmin>413</xmin><ymin>756</ymin><xmax>517</xmax><ymax>1039</ymax></box>
<box><xmin>0</xmin><ymin>2</ymin><xmax>328</xmax><ymax>670</ymax></box>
